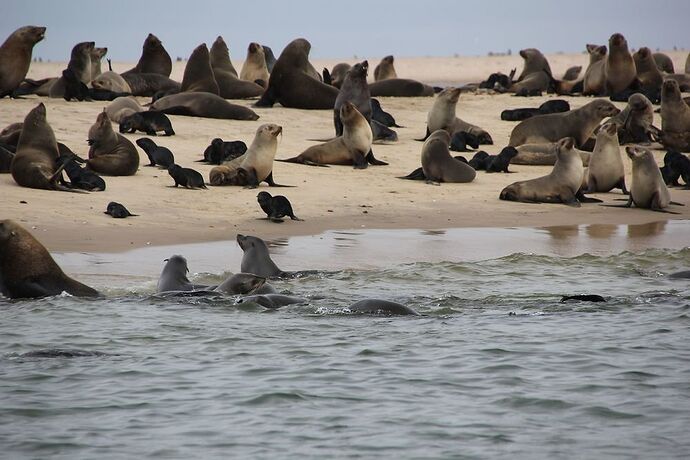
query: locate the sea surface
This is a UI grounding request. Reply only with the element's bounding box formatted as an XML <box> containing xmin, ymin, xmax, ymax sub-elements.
<box><xmin>2</xmin><ymin>222</ymin><xmax>690</xmax><ymax>459</ymax></box>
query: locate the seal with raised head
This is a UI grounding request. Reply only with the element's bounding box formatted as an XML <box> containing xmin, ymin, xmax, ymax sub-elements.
<box><xmin>509</xmin><ymin>99</ymin><xmax>620</xmax><ymax>147</ymax></box>
<box><xmin>0</xmin><ymin>25</ymin><xmax>46</xmax><ymax>98</ymax></box>
<box><xmin>86</xmin><ymin>110</ymin><xmax>140</xmax><ymax>176</ymax></box>
<box><xmin>106</xmin><ymin>96</ymin><xmax>143</xmax><ymax>123</ymax></box>
<box><xmin>584</xmin><ymin>122</ymin><xmax>627</xmax><ymax>193</ymax></box>
<box><xmin>510</xmin><ymin>48</ymin><xmax>554</xmax><ymax>94</ymax></box>
<box><xmin>324</xmin><ymin>62</ymin><xmax>351</xmax><ymax>88</ymax></box>
<box><xmin>633</xmin><ymin>47</ymin><xmax>663</xmax><ymax>96</ymax></box>
<box><xmin>180</xmin><ymin>43</ymin><xmax>219</xmax><ymax>95</ymax></box>
<box><xmin>373</xmin><ymin>55</ymin><xmax>397</xmax><ymax>81</ymax></box>
<box><xmin>240</xmin><ymin>42</ymin><xmax>270</xmax><ymax>87</ymax></box>
<box><xmin>136</xmin><ymin>138</ymin><xmax>174</xmax><ymax>168</ymax></box>
<box><xmin>278</xmin><ymin>102</ymin><xmax>386</xmax><ymax>168</ymax></box>
<box><xmin>214</xmin><ymin>273</ymin><xmax>274</xmax><ymax>295</ymax></box>
<box><xmin>49</xmin><ymin>41</ymin><xmax>94</xmax><ymax>98</ymax></box>
<box><xmin>210</xmin><ymin>36</ymin><xmax>263</xmax><ymax>99</ymax></box>
<box><xmin>157</xmin><ymin>255</ymin><xmax>207</xmax><ymax>293</ymax></box>
<box><xmin>659</xmin><ymin>79</ymin><xmax>690</xmax><ymax>152</ymax></box>
<box><xmin>236</xmin><ymin>234</ymin><xmax>287</xmax><ymax>279</ymax></box>
<box><xmin>0</xmin><ymin>219</ymin><xmax>99</xmax><ymax>299</ymax></box>
<box><xmin>150</xmin><ymin>92</ymin><xmax>259</xmax><ymax>120</ymax></box>
<box><xmin>334</xmin><ymin>60</ymin><xmax>372</xmax><ymax>135</ymax></box>
<box><xmin>122</xmin><ymin>33</ymin><xmax>172</xmax><ymax>77</ymax></box>
<box><xmin>89</xmin><ymin>46</ymin><xmax>107</xmax><ymax>80</ymax></box>
<box><xmin>420</xmin><ymin>87</ymin><xmax>493</xmax><ymax>143</ymax></box>
<box><xmin>607</xmin><ymin>93</ymin><xmax>657</xmax><ymax>144</ymax></box>
<box><xmin>500</xmin><ymin>137</ymin><xmax>593</xmax><ymax>206</ymax></box>
<box><xmin>605</xmin><ymin>33</ymin><xmax>637</xmax><ymax>95</ymax></box>
<box><xmin>168</xmin><ymin>164</ymin><xmax>206</xmax><ymax>189</ymax></box>
<box><xmin>255</xmin><ymin>38</ymin><xmax>339</xmax><ymax>109</ymax></box>
<box><xmin>582</xmin><ymin>43</ymin><xmax>608</xmax><ymax>96</ymax></box>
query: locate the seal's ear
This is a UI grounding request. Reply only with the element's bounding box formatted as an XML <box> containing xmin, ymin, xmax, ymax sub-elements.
<box><xmin>560</xmin><ymin>137</ymin><xmax>575</xmax><ymax>150</ymax></box>
<box><xmin>164</xmin><ymin>258</ymin><xmax>169</xmax><ymax>262</ymax></box>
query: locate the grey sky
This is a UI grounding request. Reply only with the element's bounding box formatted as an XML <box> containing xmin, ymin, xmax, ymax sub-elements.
<box><xmin>2</xmin><ymin>0</ymin><xmax>688</xmax><ymax>61</ymax></box>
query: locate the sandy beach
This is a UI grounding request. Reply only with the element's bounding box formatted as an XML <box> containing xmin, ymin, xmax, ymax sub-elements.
<box><xmin>2</xmin><ymin>51</ymin><xmax>689</xmax><ymax>253</ymax></box>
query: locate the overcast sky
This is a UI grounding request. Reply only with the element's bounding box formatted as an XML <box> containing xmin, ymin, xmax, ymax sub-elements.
<box><xmin>2</xmin><ymin>0</ymin><xmax>689</xmax><ymax>61</ymax></box>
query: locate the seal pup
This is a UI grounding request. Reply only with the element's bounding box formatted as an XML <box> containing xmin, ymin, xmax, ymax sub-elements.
<box><xmin>659</xmin><ymin>79</ymin><xmax>690</xmax><ymax>152</ymax></box>
<box><xmin>500</xmin><ymin>137</ymin><xmax>594</xmax><ymax>206</ymax></box>
<box><xmin>662</xmin><ymin>151</ymin><xmax>690</xmax><ymax>187</ymax></box>
<box><xmin>210</xmin><ymin>124</ymin><xmax>288</xmax><ymax>187</ymax></box>
<box><xmin>371</xmin><ymin>98</ymin><xmax>401</xmax><ymax>127</ymax></box>
<box><xmin>420</xmin><ymin>87</ymin><xmax>493</xmax><ymax>143</ymax></box>
<box><xmin>150</xmin><ymin>92</ymin><xmax>259</xmax><ymax>120</ymax></box>
<box><xmin>0</xmin><ymin>26</ymin><xmax>46</xmax><ymax>97</ymax></box>
<box><xmin>605</xmin><ymin>33</ymin><xmax>637</xmax><ymax>96</ymax></box>
<box><xmin>236</xmin><ymin>234</ymin><xmax>287</xmax><ymax>279</ymax></box>
<box><xmin>420</xmin><ymin>130</ymin><xmax>476</xmax><ymax>184</ymax></box>
<box><xmin>582</xmin><ymin>44</ymin><xmax>608</xmax><ymax>96</ymax></box>
<box><xmin>135</xmin><ymin>138</ymin><xmax>175</xmax><ymax>168</ymax></box>
<box><xmin>509</xmin><ymin>99</ymin><xmax>620</xmax><ymax>147</ymax></box>
<box><xmin>104</xmin><ymin>201</ymin><xmax>137</xmax><ymax>218</ymax></box>
<box><xmin>122</xmin><ymin>33</ymin><xmax>172</xmax><ymax>77</ymax></box>
<box><xmin>240</xmin><ymin>42</ymin><xmax>270</xmax><ymax>87</ymax></box>
<box><xmin>86</xmin><ymin>110</ymin><xmax>140</xmax><ymax>176</ymax></box>
<box><xmin>56</xmin><ymin>145</ymin><xmax>106</xmax><ymax>191</ymax></box>
<box><xmin>49</xmin><ymin>41</ymin><xmax>94</xmax><ymax>98</ymax></box>
<box><xmin>106</xmin><ymin>96</ymin><xmax>143</xmax><ymax>123</ymax></box>
<box><xmin>255</xmin><ymin>38</ymin><xmax>339</xmax><ymax>109</ymax></box>
<box><xmin>210</xmin><ymin>36</ymin><xmax>263</xmax><ymax>99</ymax></box>
<box><xmin>468</xmin><ymin>151</ymin><xmax>490</xmax><ymax>170</ymax></box>
<box><xmin>348</xmin><ymin>299</ymin><xmax>420</xmax><ymax>316</ymax></box>
<box><xmin>278</xmin><ymin>103</ymin><xmax>386</xmax><ymax>168</ymax></box>
<box><xmin>200</xmin><ymin>138</ymin><xmax>247</xmax><ymax>164</ymax></box>
<box><xmin>257</xmin><ymin>191</ymin><xmax>302</xmax><ymax>222</ymax></box>
<box><xmin>168</xmin><ymin>164</ymin><xmax>206</xmax><ymax>189</ymax></box>
<box><xmin>485</xmin><ymin>146</ymin><xmax>519</xmax><ymax>173</ymax></box>
<box><xmin>180</xmin><ymin>44</ymin><xmax>219</xmax><ymax>95</ymax></box>
<box><xmin>584</xmin><ymin>122</ymin><xmax>627</xmax><ymax>193</ymax></box>
<box><xmin>214</xmin><ymin>273</ymin><xmax>275</xmax><ymax>295</ymax></box>
<box><xmin>119</xmin><ymin>111</ymin><xmax>174</xmax><ymax>136</ymax></box>
<box><xmin>449</xmin><ymin>131</ymin><xmax>480</xmax><ymax>152</ymax></box>
<box><xmin>157</xmin><ymin>255</ymin><xmax>208</xmax><ymax>293</ymax></box>
<box><xmin>607</xmin><ymin>93</ymin><xmax>657</xmax><ymax>144</ymax></box>
<box><xmin>500</xmin><ymin>100</ymin><xmax>570</xmax><ymax>121</ymax></box>
<box><xmin>0</xmin><ymin>219</ymin><xmax>99</xmax><ymax>299</ymax></box>
<box><xmin>10</xmin><ymin>103</ymin><xmax>71</xmax><ymax>191</ymax></box>
<box><xmin>373</xmin><ymin>55</ymin><xmax>397</xmax><ymax>81</ymax></box>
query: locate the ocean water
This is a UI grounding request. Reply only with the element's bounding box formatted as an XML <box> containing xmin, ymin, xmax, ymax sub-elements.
<box><xmin>2</xmin><ymin>223</ymin><xmax>690</xmax><ymax>459</ymax></box>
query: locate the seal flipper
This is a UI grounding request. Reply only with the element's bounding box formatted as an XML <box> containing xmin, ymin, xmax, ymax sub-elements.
<box><xmin>398</xmin><ymin>167</ymin><xmax>426</xmax><ymax>180</ymax></box>
<box><xmin>264</xmin><ymin>171</ymin><xmax>294</xmax><ymax>187</ymax></box>
<box><xmin>415</xmin><ymin>127</ymin><xmax>431</xmax><ymax>142</ymax></box>
<box><xmin>575</xmin><ymin>190</ymin><xmax>603</xmax><ymax>203</ymax></box>
<box><xmin>365</xmin><ymin>149</ymin><xmax>388</xmax><ymax>166</ymax></box>
<box><xmin>254</xmin><ymin>85</ymin><xmax>277</xmax><ymax>108</ymax></box>
<box><xmin>322</xmin><ymin>68</ymin><xmax>332</xmax><ymax>85</ymax></box>
<box><xmin>353</xmin><ymin>152</ymin><xmax>368</xmax><ymax>169</ymax></box>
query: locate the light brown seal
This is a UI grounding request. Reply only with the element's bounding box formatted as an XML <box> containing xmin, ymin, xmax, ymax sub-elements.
<box><xmin>89</xmin><ymin>46</ymin><xmax>107</xmax><ymax>80</ymax></box>
<box><xmin>0</xmin><ymin>219</ymin><xmax>99</xmax><ymax>299</ymax></box>
<box><xmin>105</xmin><ymin>96</ymin><xmax>143</xmax><ymax>123</ymax></box>
<box><xmin>500</xmin><ymin>137</ymin><xmax>587</xmax><ymax>206</ymax></box>
<box><xmin>582</xmin><ymin>44</ymin><xmax>607</xmax><ymax>96</ymax></box>
<box><xmin>91</xmin><ymin>71</ymin><xmax>131</xmax><ymax>93</ymax></box>
<box><xmin>584</xmin><ymin>122</ymin><xmax>627</xmax><ymax>193</ymax></box>
<box><xmin>510</xmin><ymin>48</ymin><xmax>553</xmax><ymax>94</ymax></box>
<box><xmin>421</xmin><ymin>130</ymin><xmax>476</xmax><ymax>184</ymax></box>
<box><xmin>240</xmin><ymin>42</ymin><xmax>270</xmax><ymax>87</ymax></box>
<box><xmin>150</xmin><ymin>92</ymin><xmax>259</xmax><ymax>120</ymax></box>
<box><xmin>180</xmin><ymin>43</ymin><xmax>219</xmax><ymax>95</ymax></box>
<box><xmin>509</xmin><ymin>99</ymin><xmax>620</xmax><ymax>147</ymax></box>
<box><xmin>122</xmin><ymin>33</ymin><xmax>172</xmax><ymax>77</ymax></box>
<box><xmin>633</xmin><ymin>47</ymin><xmax>663</xmax><ymax>93</ymax></box>
<box><xmin>619</xmin><ymin>146</ymin><xmax>676</xmax><ymax>212</ymax></box>
<box><xmin>605</xmin><ymin>33</ymin><xmax>637</xmax><ymax>95</ymax></box>
<box><xmin>49</xmin><ymin>41</ymin><xmax>94</xmax><ymax>98</ymax></box>
<box><xmin>421</xmin><ymin>87</ymin><xmax>493</xmax><ymax>143</ymax></box>
<box><xmin>373</xmin><ymin>55</ymin><xmax>397</xmax><ymax>81</ymax></box>
<box><xmin>0</xmin><ymin>25</ymin><xmax>46</xmax><ymax>98</ymax></box>
<box><xmin>659</xmin><ymin>79</ymin><xmax>690</xmax><ymax>152</ymax></box>
<box><xmin>86</xmin><ymin>110</ymin><xmax>140</xmax><ymax>176</ymax></box>
<box><xmin>210</xmin><ymin>36</ymin><xmax>263</xmax><ymax>99</ymax></box>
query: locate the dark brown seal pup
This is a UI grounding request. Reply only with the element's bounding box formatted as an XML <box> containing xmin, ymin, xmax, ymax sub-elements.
<box><xmin>122</xmin><ymin>33</ymin><xmax>172</xmax><ymax>77</ymax></box>
<box><xmin>659</xmin><ymin>79</ymin><xmax>690</xmax><ymax>152</ymax></box>
<box><xmin>119</xmin><ymin>111</ymin><xmax>174</xmax><ymax>136</ymax></box>
<box><xmin>86</xmin><ymin>110</ymin><xmax>140</xmax><ymax>176</ymax></box>
<box><xmin>374</xmin><ymin>55</ymin><xmax>397</xmax><ymax>81</ymax></box>
<box><xmin>0</xmin><ymin>219</ymin><xmax>99</xmax><ymax>299</ymax></box>
<box><xmin>104</xmin><ymin>201</ymin><xmax>137</xmax><ymax>218</ymax></box>
<box><xmin>0</xmin><ymin>26</ymin><xmax>46</xmax><ymax>98</ymax></box>
<box><xmin>255</xmin><ymin>38</ymin><xmax>339</xmax><ymax>109</ymax></box>
<box><xmin>135</xmin><ymin>138</ymin><xmax>175</xmax><ymax>168</ymax></box>
<box><xmin>180</xmin><ymin>44</ymin><xmax>219</xmax><ymax>95</ymax></box>
<box><xmin>56</xmin><ymin>145</ymin><xmax>106</xmax><ymax>191</ymax></box>
<box><xmin>10</xmin><ymin>103</ymin><xmax>69</xmax><ymax>190</ymax></box>
<box><xmin>240</xmin><ymin>42</ymin><xmax>270</xmax><ymax>87</ymax></box>
<box><xmin>168</xmin><ymin>164</ymin><xmax>206</xmax><ymax>189</ymax></box>
<box><xmin>200</xmin><ymin>138</ymin><xmax>247</xmax><ymax>164</ymax></box>
<box><xmin>501</xmin><ymin>100</ymin><xmax>570</xmax><ymax>121</ymax></box>
<box><xmin>509</xmin><ymin>99</ymin><xmax>620</xmax><ymax>147</ymax></box>
<box><xmin>605</xmin><ymin>33</ymin><xmax>637</xmax><ymax>96</ymax></box>
<box><xmin>150</xmin><ymin>92</ymin><xmax>259</xmax><ymax>120</ymax></box>
<box><xmin>49</xmin><ymin>41</ymin><xmax>94</xmax><ymax>98</ymax></box>
<box><xmin>257</xmin><ymin>191</ymin><xmax>302</xmax><ymax>222</ymax></box>
<box><xmin>210</xmin><ymin>36</ymin><xmax>263</xmax><ymax>99</ymax></box>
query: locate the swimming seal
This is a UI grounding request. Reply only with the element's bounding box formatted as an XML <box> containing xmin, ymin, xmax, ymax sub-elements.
<box><xmin>236</xmin><ymin>234</ymin><xmax>287</xmax><ymax>279</ymax></box>
<box><xmin>104</xmin><ymin>201</ymin><xmax>137</xmax><ymax>218</ymax></box>
<box><xmin>584</xmin><ymin>122</ymin><xmax>627</xmax><ymax>193</ymax></box>
<box><xmin>257</xmin><ymin>191</ymin><xmax>302</xmax><ymax>222</ymax></box>
<box><xmin>348</xmin><ymin>299</ymin><xmax>420</xmax><ymax>316</ymax></box>
<box><xmin>86</xmin><ymin>110</ymin><xmax>140</xmax><ymax>176</ymax></box>
<box><xmin>0</xmin><ymin>25</ymin><xmax>46</xmax><ymax>98</ymax></box>
<box><xmin>0</xmin><ymin>219</ymin><xmax>99</xmax><ymax>299</ymax></box>
<box><xmin>122</xmin><ymin>33</ymin><xmax>172</xmax><ymax>77</ymax></box>
<box><xmin>237</xmin><ymin>294</ymin><xmax>307</xmax><ymax>309</ymax></box>
<box><xmin>373</xmin><ymin>55</ymin><xmax>397</xmax><ymax>81</ymax></box>
<box><xmin>156</xmin><ymin>255</ymin><xmax>207</xmax><ymax>293</ymax></box>
<box><xmin>135</xmin><ymin>138</ymin><xmax>175</xmax><ymax>168</ymax></box>
<box><xmin>150</xmin><ymin>92</ymin><xmax>259</xmax><ymax>120</ymax></box>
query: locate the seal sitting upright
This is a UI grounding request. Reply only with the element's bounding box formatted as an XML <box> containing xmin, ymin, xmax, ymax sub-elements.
<box><xmin>86</xmin><ymin>110</ymin><xmax>140</xmax><ymax>176</ymax></box>
<box><xmin>236</xmin><ymin>234</ymin><xmax>287</xmax><ymax>278</ymax></box>
<box><xmin>0</xmin><ymin>25</ymin><xmax>46</xmax><ymax>98</ymax></box>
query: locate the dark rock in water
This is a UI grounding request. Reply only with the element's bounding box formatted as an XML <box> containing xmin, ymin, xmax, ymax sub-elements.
<box><xmin>560</xmin><ymin>295</ymin><xmax>607</xmax><ymax>303</ymax></box>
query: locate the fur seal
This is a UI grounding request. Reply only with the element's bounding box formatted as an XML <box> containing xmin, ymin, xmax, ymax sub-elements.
<box><xmin>468</xmin><ymin>151</ymin><xmax>490</xmax><ymax>170</ymax></box>
<box><xmin>0</xmin><ymin>26</ymin><xmax>46</xmax><ymax>98</ymax></box>
<box><xmin>368</xmin><ymin>78</ymin><xmax>434</xmax><ymax>97</ymax></box>
<box><xmin>420</xmin><ymin>130</ymin><xmax>476</xmax><ymax>184</ymax></box>
<box><xmin>210</xmin><ymin>36</ymin><xmax>263</xmax><ymax>98</ymax></box>
<box><xmin>236</xmin><ymin>234</ymin><xmax>286</xmax><ymax>278</ymax></box>
<box><xmin>371</xmin><ymin>98</ymin><xmax>401</xmax><ymax>127</ymax></box>
<box><xmin>257</xmin><ymin>191</ymin><xmax>302</xmax><ymax>222</ymax></box>
<box><xmin>278</xmin><ymin>103</ymin><xmax>386</xmax><ymax>168</ymax></box>
<box><xmin>607</xmin><ymin>93</ymin><xmax>657</xmax><ymax>144</ymax></box>
<box><xmin>562</xmin><ymin>66</ymin><xmax>582</xmax><ymax>81</ymax></box>
<box><xmin>104</xmin><ymin>201</ymin><xmax>137</xmax><ymax>218</ymax></box>
<box><xmin>510</xmin><ymin>48</ymin><xmax>554</xmax><ymax>94</ymax></box>
<box><xmin>91</xmin><ymin>71</ymin><xmax>131</xmax><ymax>93</ymax></box>
<box><xmin>240</xmin><ymin>42</ymin><xmax>270</xmax><ymax>87</ymax></box>
<box><xmin>263</xmin><ymin>45</ymin><xmax>277</xmax><ymax>72</ymax></box>
<box><xmin>614</xmin><ymin>146</ymin><xmax>678</xmax><ymax>212</ymax></box>
<box><xmin>157</xmin><ymin>255</ymin><xmax>206</xmax><ymax>293</ymax></box>
<box><xmin>122</xmin><ymin>33</ymin><xmax>172</xmax><ymax>77</ymax></box>
<box><xmin>501</xmin><ymin>100</ymin><xmax>570</xmax><ymax>121</ymax></box>
<box><xmin>150</xmin><ymin>92</ymin><xmax>259</xmax><ymax>120</ymax></box>
<box><xmin>449</xmin><ymin>131</ymin><xmax>479</xmax><ymax>152</ymax></box>
<box><xmin>659</xmin><ymin>79</ymin><xmax>690</xmax><ymax>152</ymax></box>
<box><xmin>180</xmin><ymin>44</ymin><xmax>219</xmax><ymax>95</ymax></box>
<box><xmin>200</xmin><ymin>138</ymin><xmax>247</xmax><ymax>164</ymax></box>
<box><xmin>582</xmin><ymin>44</ymin><xmax>608</xmax><ymax>96</ymax></box>
<box><xmin>0</xmin><ymin>219</ymin><xmax>99</xmax><ymax>299</ymax></box>
<box><xmin>136</xmin><ymin>138</ymin><xmax>174</xmax><ymax>168</ymax></box>
<box><xmin>120</xmin><ymin>72</ymin><xmax>180</xmax><ymax>97</ymax></box>
<box><xmin>605</xmin><ymin>33</ymin><xmax>637</xmax><ymax>95</ymax></box>
<box><xmin>509</xmin><ymin>99</ymin><xmax>620</xmax><ymax>147</ymax></box>
<box><xmin>500</xmin><ymin>137</ymin><xmax>591</xmax><ymax>206</ymax></box>
<box><xmin>513</xmin><ymin>142</ymin><xmax>591</xmax><ymax>166</ymax></box>
<box><xmin>210</xmin><ymin>124</ymin><xmax>286</xmax><ymax>186</ymax></box>
<box><xmin>686</xmin><ymin>52</ymin><xmax>690</xmax><ymax>74</ymax></box>
<box><xmin>633</xmin><ymin>47</ymin><xmax>663</xmax><ymax>96</ymax></box>
<box><xmin>214</xmin><ymin>273</ymin><xmax>273</xmax><ymax>295</ymax></box>
<box><xmin>0</xmin><ymin>144</ymin><xmax>14</xmax><ymax>172</ymax></box>
<box><xmin>663</xmin><ymin>151</ymin><xmax>690</xmax><ymax>187</ymax></box>
<box><xmin>168</xmin><ymin>164</ymin><xmax>206</xmax><ymax>189</ymax></box>
<box><xmin>485</xmin><ymin>147</ymin><xmax>519</xmax><ymax>173</ymax></box>
<box><xmin>237</xmin><ymin>294</ymin><xmax>307</xmax><ymax>309</ymax></box>
<box><xmin>106</xmin><ymin>96</ymin><xmax>143</xmax><ymax>123</ymax></box>
<box><xmin>373</xmin><ymin>55</ymin><xmax>397</xmax><ymax>81</ymax></box>
<box><xmin>56</xmin><ymin>146</ymin><xmax>106</xmax><ymax>191</ymax></box>
<box><xmin>49</xmin><ymin>41</ymin><xmax>94</xmax><ymax>98</ymax></box>
<box><xmin>255</xmin><ymin>38</ymin><xmax>339</xmax><ymax>109</ymax></box>
<box><xmin>348</xmin><ymin>299</ymin><xmax>420</xmax><ymax>316</ymax></box>
<box><xmin>120</xmin><ymin>111</ymin><xmax>174</xmax><ymax>136</ymax></box>
<box><xmin>334</xmin><ymin>60</ymin><xmax>372</xmax><ymax>135</ymax></box>
<box><xmin>584</xmin><ymin>122</ymin><xmax>627</xmax><ymax>193</ymax></box>
<box><xmin>324</xmin><ymin>63</ymin><xmax>351</xmax><ymax>88</ymax></box>
<box><xmin>89</xmin><ymin>46</ymin><xmax>107</xmax><ymax>80</ymax></box>
<box><xmin>652</xmin><ymin>53</ymin><xmax>674</xmax><ymax>73</ymax></box>
<box><xmin>421</xmin><ymin>87</ymin><xmax>493</xmax><ymax>144</ymax></box>
<box><xmin>10</xmin><ymin>103</ymin><xmax>68</xmax><ymax>191</ymax></box>
<box><xmin>86</xmin><ymin>110</ymin><xmax>140</xmax><ymax>176</ymax></box>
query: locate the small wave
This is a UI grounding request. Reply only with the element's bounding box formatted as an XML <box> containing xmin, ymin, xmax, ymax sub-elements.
<box><xmin>239</xmin><ymin>391</ymin><xmax>309</xmax><ymax>406</ymax></box>
<box><xmin>9</xmin><ymin>348</ymin><xmax>111</xmax><ymax>359</ymax></box>
<box><xmin>582</xmin><ymin>406</ymin><xmax>644</xmax><ymax>419</ymax></box>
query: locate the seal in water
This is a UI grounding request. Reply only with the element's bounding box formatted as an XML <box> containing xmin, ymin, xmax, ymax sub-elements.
<box><xmin>236</xmin><ymin>234</ymin><xmax>287</xmax><ymax>279</ymax></box>
<box><xmin>348</xmin><ymin>299</ymin><xmax>420</xmax><ymax>316</ymax></box>
<box><xmin>157</xmin><ymin>255</ymin><xmax>208</xmax><ymax>293</ymax></box>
